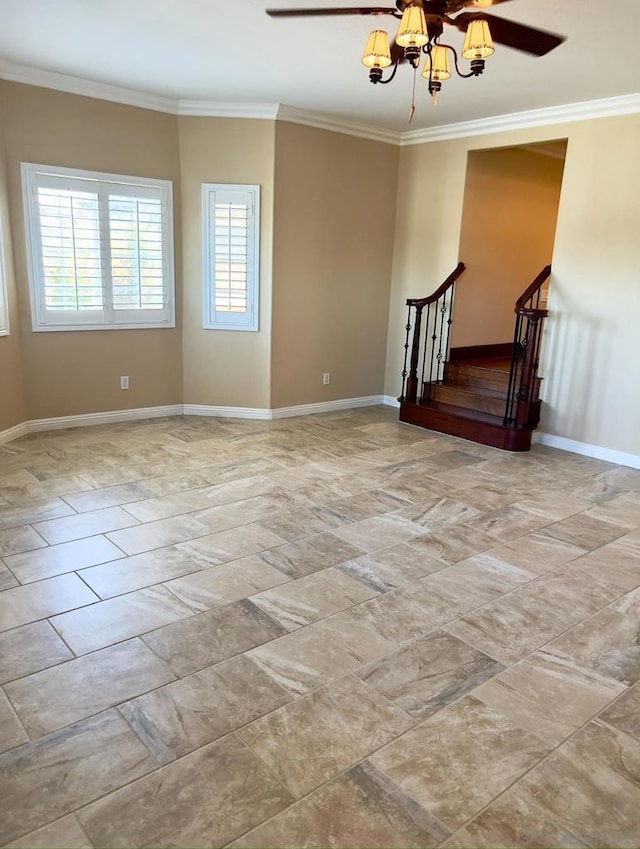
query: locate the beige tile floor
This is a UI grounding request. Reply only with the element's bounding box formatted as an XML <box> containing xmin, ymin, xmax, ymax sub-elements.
<box><xmin>0</xmin><ymin>407</ymin><xmax>639</xmax><ymax>848</ymax></box>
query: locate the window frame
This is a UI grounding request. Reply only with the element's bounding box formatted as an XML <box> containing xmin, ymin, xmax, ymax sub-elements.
<box><xmin>0</xmin><ymin>212</ymin><xmax>9</xmax><ymax>337</ymax></box>
<box><xmin>202</xmin><ymin>182</ymin><xmax>260</xmax><ymax>332</ymax></box>
<box><xmin>21</xmin><ymin>162</ymin><xmax>176</xmax><ymax>332</ymax></box>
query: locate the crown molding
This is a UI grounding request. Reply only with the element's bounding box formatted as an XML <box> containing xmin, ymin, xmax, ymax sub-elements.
<box><xmin>1</xmin><ymin>60</ymin><xmax>638</xmax><ymax>146</ymax></box>
<box><xmin>178</xmin><ymin>100</ymin><xmax>279</xmax><ymax>119</ymax></box>
<box><xmin>276</xmin><ymin>105</ymin><xmax>401</xmax><ymax>145</ymax></box>
<box><xmin>0</xmin><ymin>59</ymin><xmax>179</xmax><ymax>113</ymax></box>
<box><xmin>400</xmin><ymin>92</ymin><xmax>640</xmax><ymax>145</ymax></box>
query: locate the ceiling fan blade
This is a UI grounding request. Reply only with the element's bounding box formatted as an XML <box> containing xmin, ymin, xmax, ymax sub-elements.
<box><xmin>459</xmin><ymin>0</ymin><xmax>516</xmax><ymax>8</ymax></box>
<box><xmin>451</xmin><ymin>12</ymin><xmax>566</xmax><ymax>56</ymax></box>
<box><xmin>266</xmin><ymin>7</ymin><xmax>397</xmax><ymax>17</ymax></box>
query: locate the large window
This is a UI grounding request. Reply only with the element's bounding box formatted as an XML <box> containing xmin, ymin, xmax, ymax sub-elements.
<box><xmin>0</xmin><ymin>214</ymin><xmax>8</xmax><ymax>336</ymax></box>
<box><xmin>22</xmin><ymin>163</ymin><xmax>175</xmax><ymax>331</ymax></box>
<box><xmin>202</xmin><ymin>183</ymin><xmax>259</xmax><ymax>332</ymax></box>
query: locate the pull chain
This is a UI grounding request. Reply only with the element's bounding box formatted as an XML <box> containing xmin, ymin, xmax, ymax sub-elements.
<box><xmin>408</xmin><ymin>64</ymin><xmax>417</xmax><ymax>124</ymax></box>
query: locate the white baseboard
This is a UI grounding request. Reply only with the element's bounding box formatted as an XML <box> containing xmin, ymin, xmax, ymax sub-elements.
<box><xmin>0</xmin><ymin>421</ymin><xmax>30</xmax><ymax>447</ymax></box>
<box><xmin>0</xmin><ymin>397</ymin><xmax>391</xmax><ymax>446</ymax></box>
<box><xmin>0</xmin><ymin>405</ymin><xmax>183</xmax><ymax>446</ymax></box>
<box><xmin>183</xmin><ymin>404</ymin><xmax>272</xmax><ymax>421</ymax></box>
<box><xmin>272</xmin><ymin>395</ymin><xmax>385</xmax><ymax>419</ymax></box>
<box><xmin>382</xmin><ymin>395</ymin><xmax>401</xmax><ymax>408</ymax></box>
<box><xmin>536</xmin><ymin>432</ymin><xmax>640</xmax><ymax>470</ymax></box>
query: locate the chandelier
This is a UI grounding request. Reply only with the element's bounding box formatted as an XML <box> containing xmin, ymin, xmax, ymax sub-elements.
<box><xmin>362</xmin><ymin>4</ymin><xmax>494</xmax><ymax>111</ymax></box>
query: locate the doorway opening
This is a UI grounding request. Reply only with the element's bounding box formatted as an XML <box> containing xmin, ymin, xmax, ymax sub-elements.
<box><xmin>452</xmin><ymin>140</ymin><xmax>567</xmax><ymax>353</ymax></box>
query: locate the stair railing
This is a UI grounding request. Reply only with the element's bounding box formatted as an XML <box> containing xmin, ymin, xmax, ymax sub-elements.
<box><xmin>503</xmin><ymin>265</ymin><xmax>551</xmax><ymax>427</ymax></box>
<box><xmin>401</xmin><ymin>262</ymin><xmax>466</xmax><ymax>404</ymax></box>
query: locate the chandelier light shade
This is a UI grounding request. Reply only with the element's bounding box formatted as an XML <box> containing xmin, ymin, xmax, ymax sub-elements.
<box><xmin>361</xmin><ymin>29</ymin><xmax>393</xmax><ymax>69</ymax></box>
<box><xmin>422</xmin><ymin>45</ymin><xmax>451</xmax><ymax>82</ymax></box>
<box><xmin>462</xmin><ymin>19</ymin><xmax>495</xmax><ymax>60</ymax></box>
<box><xmin>395</xmin><ymin>4</ymin><xmax>428</xmax><ymax>49</ymax></box>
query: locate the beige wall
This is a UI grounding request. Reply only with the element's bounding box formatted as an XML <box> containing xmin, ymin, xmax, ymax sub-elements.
<box><xmin>0</xmin><ymin>111</ymin><xmax>27</xmax><ymax>430</ymax></box>
<box><xmin>271</xmin><ymin>122</ymin><xmax>398</xmax><ymax>408</ymax></box>
<box><xmin>179</xmin><ymin>117</ymin><xmax>274</xmax><ymax>409</ymax></box>
<box><xmin>0</xmin><ymin>81</ymin><xmax>183</xmax><ymax>419</ymax></box>
<box><xmin>453</xmin><ymin>146</ymin><xmax>565</xmax><ymax>348</ymax></box>
<box><xmin>385</xmin><ymin>114</ymin><xmax>640</xmax><ymax>456</ymax></box>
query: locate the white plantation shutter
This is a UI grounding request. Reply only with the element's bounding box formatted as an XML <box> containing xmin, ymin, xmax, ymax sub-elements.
<box><xmin>22</xmin><ymin>164</ymin><xmax>174</xmax><ymax>331</ymax></box>
<box><xmin>0</xmin><ymin>214</ymin><xmax>8</xmax><ymax>336</ymax></box>
<box><xmin>203</xmin><ymin>184</ymin><xmax>259</xmax><ymax>331</ymax></box>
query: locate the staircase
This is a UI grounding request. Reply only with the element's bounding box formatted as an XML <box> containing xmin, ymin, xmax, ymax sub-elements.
<box><xmin>398</xmin><ymin>265</ymin><xmax>550</xmax><ymax>451</ymax></box>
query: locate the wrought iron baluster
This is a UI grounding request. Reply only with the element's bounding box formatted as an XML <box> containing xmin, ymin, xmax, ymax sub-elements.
<box><xmin>401</xmin><ymin>306</ymin><xmax>412</xmax><ymax>400</ymax></box>
<box><xmin>436</xmin><ymin>294</ymin><xmax>447</xmax><ymax>383</ymax></box>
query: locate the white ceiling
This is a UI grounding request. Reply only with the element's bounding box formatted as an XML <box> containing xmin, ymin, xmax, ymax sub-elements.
<box><xmin>0</xmin><ymin>0</ymin><xmax>639</xmax><ymax>132</ymax></box>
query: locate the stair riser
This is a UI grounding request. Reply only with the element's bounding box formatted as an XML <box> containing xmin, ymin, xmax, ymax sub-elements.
<box><xmin>400</xmin><ymin>402</ymin><xmax>534</xmax><ymax>452</ymax></box>
<box><xmin>431</xmin><ymin>385</ymin><xmax>508</xmax><ymax>417</ymax></box>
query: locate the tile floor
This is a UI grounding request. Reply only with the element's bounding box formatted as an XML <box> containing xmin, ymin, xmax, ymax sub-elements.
<box><xmin>0</xmin><ymin>407</ymin><xmax>639</xmax><ymax>848</ymax></box>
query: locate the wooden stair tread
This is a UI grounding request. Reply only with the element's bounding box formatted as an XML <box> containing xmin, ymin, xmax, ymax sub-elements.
<box><xmin>450</xmin><ymin>358</ymin><xmax>513</xmax><ymax>374</ymax></box>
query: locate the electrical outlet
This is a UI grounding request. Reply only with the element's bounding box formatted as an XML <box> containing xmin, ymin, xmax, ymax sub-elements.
<box><xmin>323</xmin><ymin>373</ymin><xmax>330</xmax><ymax>385</ymax></box>
<box><xmin>120</xmin><ymin>375</ymin><xmax>129</xmax><ymax>390</ymax></box>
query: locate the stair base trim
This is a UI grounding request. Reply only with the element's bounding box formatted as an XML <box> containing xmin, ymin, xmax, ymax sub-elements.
<box><xmin>400</xmin><ymin>401</ymin><xmax>534</xmax><ymax>451</ymax></box>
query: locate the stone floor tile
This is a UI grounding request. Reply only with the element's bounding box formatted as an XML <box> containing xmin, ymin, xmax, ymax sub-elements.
<box><xmin>78</xmin><ymin>547</ymin><xmax>203</xmax><ymax>599</ymax></box>
<box><xmin>337</xmin><ymin>543</ymin><xmax>446</xmax><ymax>593</ymax></box>
<box><xmin>488</xmin><ymin>531</ymin><xmax>588</xmax><ymax>575</ymax></box>
<box><xmin>5</xmin><ymin>536</ymin><xmax>124</xmax><ymax>584</ymax></box>
<box><xmin>330</xmin><ymin>514</ymin><xmax>424</xmax><ymax>553</ymax></box>
<box><xmin>0</xmin><ymin>690</ymin><xmax>28</xmax><ymax>755</ymax></box>
<box><xmin>498</xmin><ymin>720</ymin><xmax>640</xmax><ymax>847</ymax></box>
<box><xmin>3</xmin><ymin>814</ymin><xmax>93</xmax><ymax>849</ymax></box>
<box><xmin>473</xmin><ymin>650</ymin><xmax>626</xmax><ymax>746</ymax></box>
<box><xmin>370</xmin><ymin>695</ymin><xmax>551</xmax><ymax>831</ymax></box>
<box><xmin>0</xmin><ymin>563</ymin><xmax>18</xmax><ymax>591</ymax></box>
<box><xmin>544</xmin><ymin>603</ymin><xmax>640</xmax><ymax>686</ymax></box>
<box><xmin>77</xmin><ymin>735</ymin><xmax>293</xmax><ymax>849</ymax></box>
<box><xmin>142</xmin><ymin>599</ymin><xmax>287</xmax><ymax>677</ymax></box>
<box><xmin>32</xmin><ymin>506</ymin><xmax>139</xmax><ymax>545</ymax></box>
<box><xmin>567</xmin><ymin>536</ymin><xmax>640</xmax><ymax>593</ymax></box>
<box><xmin>357</xmin><ymin>631</ymin><xmax>504</xmax><ymax>721</ymax></box>
<box><xmin>231</xmin><ymin>761</ymin><xmax>450</xmax><ymax>849</ymax></box>
<box><xmin>61</xmin><ymin>482</ymin><xmax>151</xmax><ymax>513</ymax></box>
<box><xmin>0</xmin><ymin>526</ymin><xmax>47</xmax><ymax>558</ymax></box>
<box><xmin>121</xmin><ymin>654</ymin><xmax>293</xmax><ymax>764</ymax></box>
<box><xmin>580</xmin><ymin>494</ymin><xmax>640</xmax><ymax>530</ymax></box>
<box><xmin>537</xmin><ymin>513</ymin><xmax>627</xmax><ymax>551</ymax></box>
<box><xmin>320</xmin><ymin>489</ymin><xmax>411</xmax><ymax>522</ymax></box>
<box><xmin>599</xmin><ymin>681</ymin><xmax>640</xmax><ymax>743</ymax></box>
<box><xmin>176</xmin><ymin>523</ymin><xmax>287</xmax><ymax>567</ymax></box>
<box><xmin>5</xmin><ymin>638</ymin><xmax>175</xmax><ymax>738</ymax></box>
<box><xmin>0</xmin><ymin>709</ymin><xmax>156</xmax><ymax>846</ymax></box>
<box><xmin>250</xmin><ymin>567</ymin><xmax>376</xmax><ymax>631</ymax></box>
<box><xmin>238</xmin><ymin>675</ymin><xmax>414</xmax><ymax>797</ymax></box>
<box><xmin>0</xmin><ymin>574</ymin><xmax>98</xmax><ymax>632</ymax></box>
<box><xmin>406</xmin><ymin>525</ymin><xmax>497</xmax><ymax>565</ymax></box>
<box><xmin>396</xmin><ymin>496</ymin><xmax>482</xmax><ymax>533</ymax></box>
<box><xmin>463</xmin><ymin>505</ymin><xmax>551</xmax><ymax>543</ymax></box>
<box><xmin>50</xmin><ymin>586</ymin><xmax>193</xmax><ymax>654</ymax></box>
<box><xmin>0</xmin><ymin>620</ymin><xmax>73</xmax><ymax>685</ymax></box>
<box><xmin>0</xmin><ymin>498</ymin><xmax>75</xmax><ymax>532</ymax></box>
<box><xmin>441</xmin><ymin>790</ymin><xmax>590</xmax><ymax>848</ymax></box>
<box><xmin>259</xmin><ymin>532</ymin><xmax>365</xmax><ymax>579</ymax></box>
<box><xmin>164</xmin><ymin>555</ymin><xmax>290</xmax><ymax>613</ymax></box>
<box><xmin>106</xmin><ymin>513</ymin><xmax>210</xmax><ymax>556</ymax></box>
<box><xmin>192</xmin><ymin>495</ymin><xmax>288</xmax><ymax>535</ymax></box>
<box><xmin>120</xmin><ymin>490</ymin><xmax>214</xmax><ymax>523</ymax></box>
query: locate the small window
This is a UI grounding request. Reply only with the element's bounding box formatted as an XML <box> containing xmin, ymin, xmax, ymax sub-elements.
<box><xmin>202</xmin><ymin>183</ymin><xmax>259</xmax><ymax>331</ymax></box>
<box><xmin>0</xmin><ymin>214</ymin><xmax>8</xmax><ymax>336</ymax></box>
<box><xmin>21</xmin><ymin>163</ymin><xmax>175</xmax><ymax>331</ymax></box>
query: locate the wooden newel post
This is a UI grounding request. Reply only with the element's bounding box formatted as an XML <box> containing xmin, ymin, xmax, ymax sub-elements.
<box><xmin>405</xmin><ymin>305</ymin><xmax>423</xmax><ymax>404</ymax></box>
<box><xmin>516</xmin><ymin>313</ymin><xmax>541</xmax><ymax>427</ymax></box>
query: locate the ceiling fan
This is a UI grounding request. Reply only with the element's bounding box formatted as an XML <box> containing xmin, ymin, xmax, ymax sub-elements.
<box><xmin>266</xmin><ymin>0</ymin><xmax>566</xmax><ymax>115</ymax></box>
